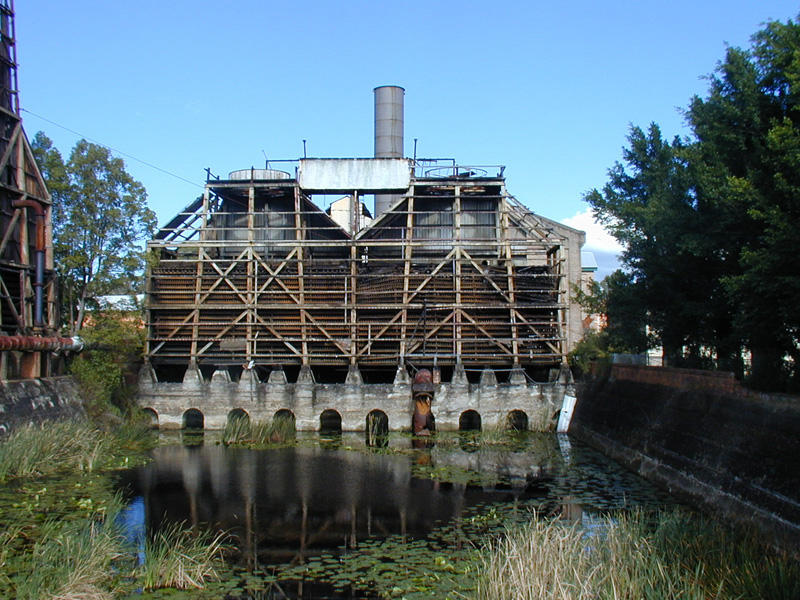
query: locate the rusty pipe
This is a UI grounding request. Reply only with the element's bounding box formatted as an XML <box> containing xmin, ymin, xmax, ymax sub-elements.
<box><xmin>12</xmin><ymin>198</ymin><xmax>46</xmax><ymax>327</ymax></box>
<box><xmin>0</xmin><ymin>336</ymin><xmax>84</xmax><ymax>353</ymax></box>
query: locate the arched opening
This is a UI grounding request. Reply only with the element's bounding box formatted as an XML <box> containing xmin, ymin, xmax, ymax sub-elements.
<box><xmin>366</xmin><ymin>409</ymin><xmax>389</xmax><ymax>447</ymax></box>
<box><xmin>142</xmin><ymin>407</ymin><xmax>159</xmax><ymax>429</ymax></box>
<box><xmin>227</xmin><ymin>408</ymin><xmax>250</xmax><ymax>427</ymax></box>
<box><xmin>459</xmin><ymin>410</ymin><xmax>482</xmax><ymax>431</ymax></box>
<box><xmin>273</xmin><ymin>409</ymin><xmax>296</xmax><ymax>427</ymax></box>
<box><xmin>272</xmin><ymin>409</ymin><xmax>297</xmax><ymax>442</ymax></box>
<box><xmin>320</xmin><ymin>409</ymin><xmax>342</xmax><ymax>435</ymax></box>
<box><xmin>182</xmin><ymin>408</ymin><xmax>204</xmax><ymax>430</ymax></box>
<box><xmin>506</xmin><ymin>410</ymin><xmax>529</xmax><ymax>431</ymax></box>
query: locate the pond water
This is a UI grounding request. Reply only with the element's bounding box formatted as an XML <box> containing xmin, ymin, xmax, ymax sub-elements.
<box><xmin>116</xmin><ymin>432</ymin><xmax>679</xmax><ymax>598</ymax></box>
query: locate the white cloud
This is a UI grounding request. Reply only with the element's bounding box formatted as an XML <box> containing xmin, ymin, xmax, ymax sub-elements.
<box><xmin>563</xmin><ymin>208</ymin><xmax>624</xmax><ymax>253</ymax></box>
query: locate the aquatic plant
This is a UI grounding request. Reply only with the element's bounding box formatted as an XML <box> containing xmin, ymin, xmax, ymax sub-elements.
<box><xmin>0</xmin><ymin>420</ymin><xmax>154</xmax><ymax>483</ymax></box>
<box><xmin>221</xmin><ymin>414</ymin><xmax>251</xmax><ymax>445</ymax></box>
<box><xmin>222</xmin><ymin>415</ymin><xmax>296</xmax><ymax>447</ymax></box>
<box><xmin>9</xmin><ymin>509</ymin><xmax>130</xmax><ymax>600</ymax></box>
<box><xmin>138</xmin><ymin>521</ymin><xmax>227</xmax><ymax>590</ymax></box>
<box><xmin>475</xmin><ymin>508</ymin><xmax>800</xmax><ymax>600</ymax></box>
<box><xmin>0</xmin><ymin>421</ymin><xmax>106</xmax><ymax>481</ymax></box>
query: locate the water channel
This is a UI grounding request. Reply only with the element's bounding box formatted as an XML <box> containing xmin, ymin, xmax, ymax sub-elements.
<box><xmin>116</xmin><ymin>432</ymin><xmax>679</xmax><ymax>598</ymax></box>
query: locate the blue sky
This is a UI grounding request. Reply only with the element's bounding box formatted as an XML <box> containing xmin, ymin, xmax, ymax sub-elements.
<box><xmin>15</xmin><ymin>1</ymin><xmax>800</xmax><ymax>278</ymax></box>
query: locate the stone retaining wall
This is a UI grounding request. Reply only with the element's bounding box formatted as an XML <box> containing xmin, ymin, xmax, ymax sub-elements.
<box><xmin>572</xmin><ymin>364</ymin><xmax>800</xmax><ymax>551</ymax></box>
<box><xmin>137</xmin><ymin>363</ymin><xmax>568</xmax><ymax>432</ymax></box>
<box><xmin>0</xmin><ymin>376</ymin><xmax>85</xmax><ymax>435</ymax></box>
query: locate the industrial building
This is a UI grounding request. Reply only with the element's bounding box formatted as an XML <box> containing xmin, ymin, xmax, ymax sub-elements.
<box><xmin>139</xmin><ymin>86</ymin><xmax>584</xmax><ymax>431</ymax></box>
<box><xmin>0</xmin><ymin>0</ymin><xmax>70</xmax><ymax>381</ymax></box>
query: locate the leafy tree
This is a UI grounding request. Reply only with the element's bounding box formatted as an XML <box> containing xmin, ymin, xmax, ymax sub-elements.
<box><xmin>587</xmin><ymin>14</ymin><xmax>800</xmax><ymax>389</ymax></box>
<box><xmin>31</xmin><ymin>134</ymin><xmax>157</xmax><ymax>334</ymax></box>
<box><xmin>585</xmin><ymin>124</ymin><xmax>722</xmax><ymax>367</ymax></box>
<box><xmin>69</xmin><ymin>312</ymin><xmax>146</xmax><ymax>421</ymax></box>
<box><xmin>686</xmin><ymin>17</ymin><xmax>800</xmax><ymax>387</ymax></box>
<box><xmin>572</xmin><ymin>271</ymin><xmax>648</xmax><ymax>353</ymax></box>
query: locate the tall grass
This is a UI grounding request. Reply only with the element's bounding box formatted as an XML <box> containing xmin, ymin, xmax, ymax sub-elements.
<box><xmin>475</xmin><ymin>508</ymin><xmax>800</xmax><ymax>600</ymax></box>
<box><xmin>0</xmin><ymin>421</ymin><xmax>108</xmax><ymax>482</ymax></box>
<box><xmin>138</xmin><ymin>522</ymin><xmax>227</xmax><ymax>590</ymax></box>
<box><xmin>12</xmin><ymin>513</ymin><xmax>129</xmax><ymax>600</ymax></box>
<box><xmin>222</xmin><ymin>415</ymin><xmax>296</xmax><ymax>447</ymax></box>
<box><xmin>0</xmin><ymin>420</ymin><xmax>155</xmax><ymax>482</ymax></box>
<box><xmin>3</xmin><ymin>505</ymin><xmax>227</xmax><ymax>597</ymax></box>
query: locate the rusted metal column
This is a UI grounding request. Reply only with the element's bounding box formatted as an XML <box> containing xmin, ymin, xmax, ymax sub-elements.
<box><xmin>12</xmin><ymin>198</ymin><xmax>45</xmax><ymax>327</ymax></box>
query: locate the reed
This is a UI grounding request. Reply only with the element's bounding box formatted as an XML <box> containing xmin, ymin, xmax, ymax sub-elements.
<box><xmin>138</xmin><ymin>522</ymin><xmax>227</xmax><ymax>590</ymax></box>
<box><xmin>13</xmin><ymin>513</ymin><xmax>129</xmax><ymax>600</ymax></box>
<box><xmin>0</xmin><ymin>421</ymin><xmax>108</xmax><ymax>481</ymax></box>
<box><xmin>475</xmin><ymin>508</ymin><xmax>800</xmax><ymax>600</ymax></box>
<box><xmin>0</xmin><ymin>420</ymin><xmax>154</xmax><ymax>482</ymax></box>
<box><xmin>222</xmin><ymin>415</ymin><xmax>296</xmax><ymax>447</ymax></box>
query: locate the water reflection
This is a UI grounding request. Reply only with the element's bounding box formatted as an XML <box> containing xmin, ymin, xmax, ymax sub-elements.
<box><xmin>117</xmin><ymin>433</ymin><xmax>675</xmax><ymax>570</ymax></box>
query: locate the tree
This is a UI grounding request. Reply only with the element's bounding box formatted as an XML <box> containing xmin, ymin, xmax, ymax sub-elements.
<box><xmin>587</xmin><ymin>14</ymin><xmax>800</xmax><ymax>389</ymax></box>
<box><xmin>687</xmin><ymin>17</ymin><xmax>800</xmax><ymax>387</ymax></box>
<box><xmin>31</xmin><ymin>134</ymin><xmax>157</xmax><ymax>334</ymax></box>
<box><xmin>585</xmin><ymin>124</ymin><xmax>725</xmax><ymax>367</ymax></box>
<box><xmin>572</xmin><ymin>271</ymin><xmax>648</xmax><ymax>354</ymax></box>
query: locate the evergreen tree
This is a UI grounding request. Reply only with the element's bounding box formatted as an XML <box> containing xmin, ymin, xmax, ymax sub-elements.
<box><xmin>586</xmin><ymin>14</ymin><xmax>800</xmax><ymax>388</ymax></box>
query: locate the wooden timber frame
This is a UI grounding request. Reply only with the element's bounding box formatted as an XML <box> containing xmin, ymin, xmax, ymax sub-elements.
<box><xmin>145</xmin><ymin>163</ymin><xmax>583</xmax><ymax>383</ymax></box>
<box><xmin>0</xmin><ymin>0</ymin><xmax>58</xmax><ymax>380</ymax></box>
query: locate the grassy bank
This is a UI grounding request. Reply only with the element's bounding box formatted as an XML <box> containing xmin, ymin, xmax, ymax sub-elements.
<box><xmin>476</xmin><ymin>508</ymin><xmax>800</xmax><ymax>600</ymax></box>
<box><xmin>0</xmin><ymin>420</ymin><xmax>227</xmax><ymax>599</ymax></box>
<box><xmin>0</xmin><ymin>420</ymin><xmax>154</xmax><ymax>483</ymax></box>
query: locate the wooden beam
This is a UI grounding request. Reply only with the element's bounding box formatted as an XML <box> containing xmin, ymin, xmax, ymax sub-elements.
<box><xmin>197</xmin><ymin>310</ymin><xmax>249</xmax><ymax>356</ymax></box>
<box><xmin>460</xmin><ymin>311</ymin><xmax>513</xmax><ymax>356</ymax></box>
<box><xmin>405</xmin><ymin>310</ymin><xmax>456</xmax><ymax>355</ymax></box>
<box><xmin>399</xmin><ymin>194</ymin><xmax>414</xmax><ymax>360</ymax></box>
<box><xmin>294</xmin><ymin>186</ymin><xmax>308</xmax><ymax>364</ymax></box>
<box><xmin>501</xmin><ymin>195</ymin><xmax>520</xmax><ymax>362</ymax></box>
<box><xmin>0</xmin><ymin>208</ymin><xmax>20</xmax><ymax>257</ymax></box>
<box><xmin>253</xmin><ymin>312</ymin><xmax>302</xmax><ymax>356</ymax></box>
<box><xmin>454</xmin><ymin>186</ymin><xmax>462</xmax><ymax>358</ymax></box>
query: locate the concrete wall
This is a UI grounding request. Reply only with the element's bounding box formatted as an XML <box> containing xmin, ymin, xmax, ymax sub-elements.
<box><xmin>0</xmin><ymin>376</ymin><xmax>85</xmax><ymax>435</ymax></box>
<box><xmin>571</xmin><ymin>364</ymin><xmax>800</xmax><ymax>551</ymax></box>
<box><xmin>137</xmin><ymin>363</ymin><xmax>567</xmax><ymax>432</ymax></box>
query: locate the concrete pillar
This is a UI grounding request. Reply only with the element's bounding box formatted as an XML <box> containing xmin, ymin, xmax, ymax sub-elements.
<box><xmin>295</xmin><ymin>365</ymin><xmax>316</xmax><ymax>430</ymax></box>
<box><xmin>182</xmin><ymin>360</ymin><xmax>205</xmax><ymax>389</ymax></box>
<box><xmin>138</xmin><ymin>362</ymin><xmax>156</xmax><ymax>388</ymax></box>
<box><xmin>268</xmin><ymin>368</ymin><xmax>288</xmax><ymax>384</ymax></box>
<box><xmin>210</xmin><ymin>369</ymin><xmax>231</xmax><ymax>383</ymax></box>
<box><xmin>509</xmin><ymin>366</ymin><xmax>527</xmax><ymax>387</ymax></box>
<box><xmin>451</xmin><ymin>361</ymin><xmax>468</xmax><ymax>387</ymax></box>
<box><xmin>297</xmin><ymin>365</ymin><xmax>315</xmax><ymax>385</ymax></box>
<box><xmin>345</xmin><ymin>365</ymin><xmax>363</xmax><ymax>385</ymax></box>
<box><xmin>239</xmin><ymin>368</ymin><xmax>260</xmax><ymax>387</ymax></box>
<box><xmin>393</xmin><ymin>364</ymin><xmax>410</xmax><ymax>386</ymax></box>
<box><xmin>479</xmin><ymin>368</ymin><xmax>497</xmax><ymax>387</ymax></box>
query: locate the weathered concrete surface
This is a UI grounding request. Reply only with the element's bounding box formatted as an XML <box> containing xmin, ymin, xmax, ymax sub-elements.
<box><xmin>572</xmin><ymin>364</ymin><xmax>800</xmax><ymax>552</ymax></box>
<box><xmin>0</xmin><ymin>376</ymin><xmax>85</xmax><ymax>435</ymax></box>
<box><xmin>137</xmin><ymin>364</ymin><xmax>566</xmax><ymax>432</ymax></box>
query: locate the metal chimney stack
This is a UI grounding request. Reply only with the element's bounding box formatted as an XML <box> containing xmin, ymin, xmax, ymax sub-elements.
<box><xmin>374</xmin><ymin>85</ymin><xmax>404</xmax><ymax>216</ymax></box>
